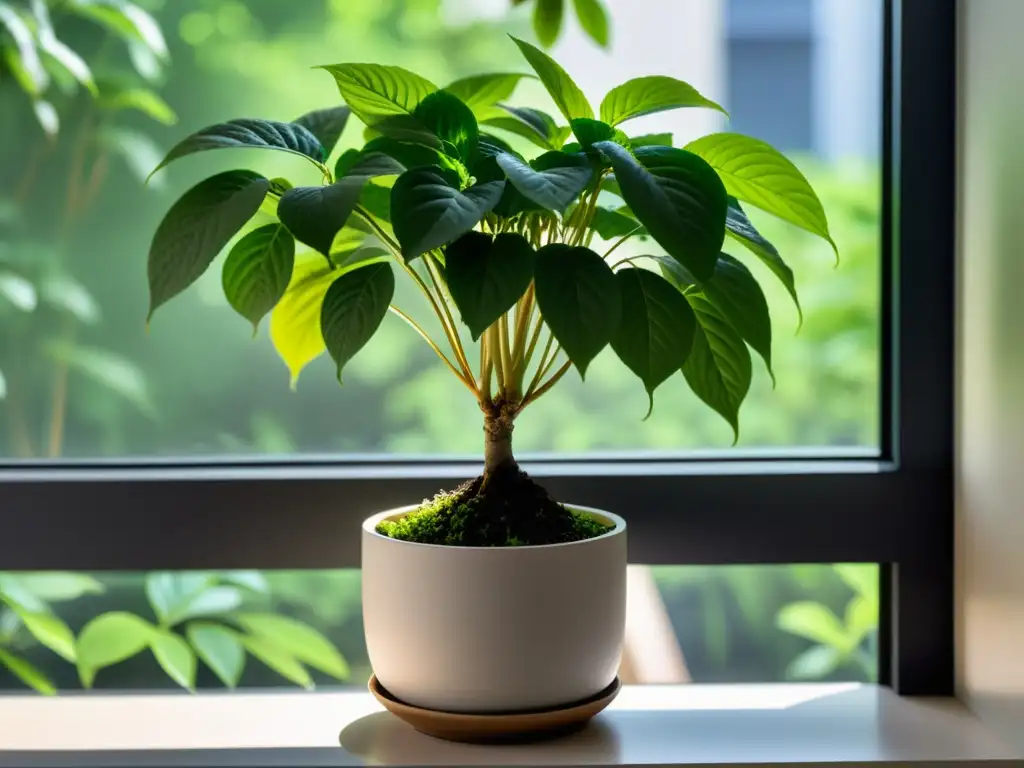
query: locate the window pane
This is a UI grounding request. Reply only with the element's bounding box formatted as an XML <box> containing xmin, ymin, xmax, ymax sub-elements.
<box><xmin>0</xmin><ymin>0</ymin><xmax>881</xmax><ymax>458</ymax></box>
<box><xmin>0</xmin><ymin>565</ymin><xmax>878</xmax><ymax>691</ymax></box>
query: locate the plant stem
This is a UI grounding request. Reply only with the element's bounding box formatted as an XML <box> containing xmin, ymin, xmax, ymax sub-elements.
<box><xmin>521</xmin><ymin>359</ymin><xmax>572</xmax><ymax>409</ymax></box>
<box><xmin>510</xmin><ymin>283</ymin><xmax>534</xmax><ymax>372</ymax></box>
<box><xmin>604</xmin><ymin>226</ymin><xmax>644</xmax><ymax>260</ymax></box>
<box><xmin>489</xmin><ymin>324</ymin><xmax>506</xmax><ymax>397</ymax></box>
<box><xmin>499</xmin><ymin>314</ymin><xmax>514</xmax><ymax>394</ymax></box>
<box><xmin>522</xmin><ymin>312</ymin><xmax>545</xmax><ymax>369</ymax></box>
<box><xmin>387</xmin><ymin>306</ymin><xmax>477</xmax><ymax>394</ymax></box>
<box><xmin>426</xmin><ymin>255</ymin><xmax>473</xmax><ymax>380</ymax></box>
<box><xmin>479</xmin><ymin>339</ymin><xmax>493</xmax><ymax>400</ymax></box>
<box><xmin>483</xmin><ymin>408</ymin><xmax>515</xmax><ymax>474</ymax></box>
<box><xmin>525</xmin><ymin>332</ymin><xmax>556</xmax><ymax>397</ymax></box>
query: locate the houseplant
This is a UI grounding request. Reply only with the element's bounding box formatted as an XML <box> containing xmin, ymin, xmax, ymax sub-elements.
<box><xmin>143</xmin><ymin>36</ymin><xmax>836</xmax><ymax>716</ymax></box>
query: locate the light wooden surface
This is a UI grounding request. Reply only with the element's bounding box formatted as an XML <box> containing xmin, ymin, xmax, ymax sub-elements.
<box><xmin>0</xmin><ymin>683</ymin><xmax>1018</xmax><ymax>767</ymax></box>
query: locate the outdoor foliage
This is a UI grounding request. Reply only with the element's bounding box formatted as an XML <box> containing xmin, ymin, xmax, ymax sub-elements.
<box><xmin>145</xmin><ymin>36</ymin><xmax>836</xmax><ymax>464</ymax></box>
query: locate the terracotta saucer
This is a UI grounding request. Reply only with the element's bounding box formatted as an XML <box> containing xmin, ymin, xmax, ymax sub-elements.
<box><xmin>368</xmin><ymin>675</ymin><xmax>621</xmax><ymax>743</ymax></box>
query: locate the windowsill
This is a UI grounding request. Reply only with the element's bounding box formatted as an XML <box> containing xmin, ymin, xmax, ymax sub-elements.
<box><xmin>0</xmin><ymin>683</ymin><xmax>1017</xmax><ymax>767</ymax></box>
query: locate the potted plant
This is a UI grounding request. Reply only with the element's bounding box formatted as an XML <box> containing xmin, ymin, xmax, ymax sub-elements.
<box><xmin>143</xmin><ymin>36</ymin><xmax>835</xmax><ymax>720</ymax></box>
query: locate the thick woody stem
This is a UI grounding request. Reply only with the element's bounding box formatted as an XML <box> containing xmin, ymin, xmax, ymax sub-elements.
<box><xmin>482</xmin><ymin>402</ymin><xmax>517</xmax><ymax>476</ymax></box>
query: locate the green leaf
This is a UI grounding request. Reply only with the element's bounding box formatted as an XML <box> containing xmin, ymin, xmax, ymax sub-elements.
<box><xmin>725</xmin><ymin>196</ymin><xmax>801</xmax><ymax>323</ymax></box>
<box><xmin>320</xmin><ymin>63</ymin><xmax>437</xmax><ymax>127</ymax></box>
<box><xmin>611</xmin><ymin>267</ymin><xmax>696</xmax><ymax>418</ymax></box>
<box><xmin>412</xmin><ymin>90</ymin><xmax>479</xmax><ymax>162</ymax></box>
<box><xmin>72</xmin><ymin>1</ymin><xmax>167</xmax><ymax>60</ymax></box>
<box><xmin>391</xmin><ymin>167</ymin><xmax>504</xmax><ymax>261</ymax></box>
<box><xmin>240</xmin><ymin>634</ymin><xmax>312</xmax><ymax>689</ymax></box>
<box><xmin>151</xmin><ymin>119</ymin><xmax>326</xmax><ymax>177</ymax></box>
<box><xmin>42</xmin><ymin>342</ymin><xmax>153</xmax><ymax>416</ymax></box>
<box><xmin>33</xmin><ymin>0</ymin><xmax>96</xmax><ymax>96</ymax></box>
<box><xmin>601</xmin><ymin>76</ymin><xmax>725</xmax><ymax>126</ymax></box>
<box><xmin>279</xmin><ymin>153</ymin><xmax>405</xmax><ymax>257</ymax></box>
<box><xmin>362</xmin><ymin>136</ymin><xmax>448</xmax><ymax>172</ymax></box>
<box><xmin>446</xmin><ymin>232</ymin><xmax>535</xmax><ymax>340</ymax></box>
<box><xmin>235</xmin><ymin>613</ymin><xmax>349</xmax><ymax>681</ymax></box>
<box><xmin>629</xmin><ymin>132</ymin><xmax>673</xmax><ymax>149</ymax></box>
<box><xmin>845</xmin><ymin>595</ymin><xmax>877</xmax><ymax>645</ymax></box>
<box><xmin>320</xmin><ymin>262</ymin><xmax>394</xmax><ymax>383</ymax></box>
<box><xmin>835</xmin><ymin>564</ymin><xmax>878</xmax><ymax>600</ymax></box>
<box><xmin>777</xmin><ymin>602</ymin><xmax>851</xmax><ymax>652</ymax></box>
<box><xmin>591</xmin><ymin>206</ymin><xmax>646</xmax><ymax>240</ymax></box>
<box><xmin>0</xmin><ymin>2</ymin><xmax>47</xmax><ymax>93</ymax></box>
<box><xmin>77</xmin><ymin>612</ymin><xmax>153</xmax><ymax>687</ymax></box>
<box><xmin>0</xmin><ymin>272</ymin><xmax>38</xmax><ymax>311</ymax></box>
<box><xmin>293</xmin><ymin>105</ymin><xmax>351</xmax><ymax>157</ymax></box>
<box><xmin>270</xmin><ymin>254</ymin><xmax>354</xmax><ymax>387</ymax></box>
<box><xmin>147</xmin><ymin>170</ymin><xmax>269</xmax><ymax>321</ymax></box>
<box><xmin>532</xmin><ymin>0</ymin><xmax>563</xmax><ymax>48</ymax></box>
<box><xmin>595</xmin><ymin>142</ymin><xmax>727</xmax><ymax>281</ymax></box>
<box><xmin>570</xmin><ymin>117</ymin><xmax>628</xmax><ymax>151</ymax></box>
<box><xmin>98</xmin><ymin>86</ymin><xmax>176</xmax><ymax>125</ymax></box>
<box><xmin>145</xmin><ymin>572</ymin><xmax>212</xmax><ymax>625</ymax></box>
<box><xmin>14</xmin><ymin>609</ymin><xmax>77</xmax><ymax>662</ymax></box>
<box><xmin>787</xmin><ymin>645</ymin><xmax>840</xmax><ymax>681</ymax></box>
<box><xmin>443</xmin><ymin>73</ymin><xmax>532</xmax><ymax>116</ymax></box>
<box><xmin>187</xmin><ymin>622</ymin><xmax>246</xmax><ymax>688</ymax></box>
<box><xmin>482</xmin><ymin>105</ymin><xmax>570</xmax><ymax>151</ymax></box>
<box><xmin>150</xmin><ymin>629</ymin><xmax>196</xmax><ymax>691</ymax></box>
<box><xmin>32</xmin><ymin>99</ymin><xmax>58</xmax><ymax>136</ymax></box>
<box><xmin>496</xmin><ymin>150</ymin><xmax>592</xmax><ymax>214</ymax></box>
<box><xmin>41</xmin><ymin>274</ymin><xmax>97</xmax><ymax>325</ymax></box>
<box><xmin>533</xmin><ymin>244</ymin><xmax>620</xmax><ymax>377</ymax></box>
<box><xmin>510</xmin><ymin>35</ymin><xmax>594</xmax><ymax>122</ymax></box>
<box><xmin>5</xmin><ymin>573</ymin><xmax>103</xmax><ymax>602</ymax></box>
<box><xmin>702</xmin><ymin>253</ymin><xmax>772</xmax><ymax>381</ymax></box>
<box><xmin>220</xmin><ymin>571</ymin><xmax>269</xmax><ymax>595</ymax></box>
<box><xmin>682</xmin><ymin>293</ymin><xmax>751</xmax><ymax>442</ymax></box>
<box><xmin>573</xmin><ymin>0</ymin><xmax>609</xmax><ymax>47</ymax></box>
<box><xmin>222</xmin><ymin>224</ymin><xmax>295</xmax><ymax>333</ymax></box>
<box><xmin>0</xmin><ymin>648</ymin><xmax>55</xmax><ymax>694</ymax></box>
<box><xmin>685</xmin><ymin>133</ymin><xmax>837</xmax><ymax>256</ymax></box>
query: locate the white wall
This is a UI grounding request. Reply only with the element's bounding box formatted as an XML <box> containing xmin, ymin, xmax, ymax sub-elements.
<box><xmin>957</xmin><ymin>0</ymin><xmax>1024</xmax><ymax>754</ymax></box>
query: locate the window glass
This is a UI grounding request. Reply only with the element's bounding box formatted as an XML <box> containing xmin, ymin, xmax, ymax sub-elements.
<box><xmin>0</xmin><ymin>0</ymin><xmax>882</xmax><ymax>459</ymax></box>
<box><xmin>0</xmin><ymin>565</ymin><xmax>878</xmax><ymax>691</ymax></box>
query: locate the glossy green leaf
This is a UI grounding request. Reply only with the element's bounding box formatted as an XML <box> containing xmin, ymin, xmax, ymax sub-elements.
<box><xmin>235</xmin><ymin>613</ymin><xmax>348</xmax><ymax>681</ymax></box>
<box><xmin>570</xmin><ymin>117</ymin><xmax>628</xmax><ymax>151</ymax></box>
<box><xmin>611</xmin><ymin>267</ymin><xmax>696</xmax><ymax>418</ymax></box>
<box><xmin>6</xmin><ymin>572</ymin><xmax>102</xmax><ymax>602</ymax></box>
<box><xmin>835</xmin><ymin>564</ymin><xmax>878</xmax><ymax>599</ymax></box>
<box><xmin>845</xmin><ymin>595</ymin><xmax>877</xmax><ymax>644</ymax></box>
<box><xmin>510</xmin><ymin>36</ymin><xmax>593</xmax><ymax>122</ymax></box>
<box><xmin>319</xmin><ymin>261</ymin><xmax>394</xmax><ymax>384</ymax></box>
<box><xmin>786</xmin><ymin>645</ymin><xmax>840</xmax><ymax>681</ymax></box>
<box><xmin>682</xmin><ymin>293</ymin><xmax>751</xmax><ymax>442</ymax></box>
<box><xmin>412</xmin><ymin>90</ymin><xmax>479</xmax><ymax>161</ymax></box>
<box><xmin>77</xmin><ymin>612</ymin><xmax>154</xmax><ymax>687</ymax></box>
<box><xmin>590</xmin><ymin>206</ymin><xmax>646</xmax><ymax>240</ymax></box>
<box><xmin>685</xmin><ymin>133</ymin><xmax>837</xmax><ymax>256</ymax></box>
<box><xmin>270</xmin><ymin>255</ymin><xmax>337</xmax><ymax>387</ymax></box>
<box><xmin>145</xmin><ymin>572</ymin><xmax>212</xmax><ymax>626</ymax></box>
<box><xmin>222</xmin><ymin>224</ymin><xmax>295</xmax><ymax>333</ymax></box>
<box><xmin>151</xmin><ymin>119</ymin><xmax>325</xmax><ymax>177</ymax></box>
<box><xmin>446</xmin><ymin>232</ymin><xmax>535</xmax><ymax>340</ymax></box>
<box><xmin>32</xmin><ymin>99</ymin><xmax>58</xmax><ymax>136</ymax></box>
<box><xmin>150</xmin><ymin>629</ymin><xmax>196</xmax><ymax>691</ymax></box>
<box><xmin>279</xmin><ymin>153</ymin><xmax>405</xmax><ymax>258</ymax></box>
<box><xmin>534</xmin><ymin>244</ymin><xmax>620</xmax><ymax>377</ymax></box>
<box><xmin>32</xmin><ymin>0</ymin><xmax>96</xmax><ymax>95</ymax></box>
<box><xmin>0</xmin><ymin>2</ymin><xmax>47</xmax><ymax>93</ymax></box>
<box><xmin>187</xmin><ymin>622</ymin><xmax>246</xmax><ymax>688</ymax></box>
<box><xmin>320</xmin><ymin>63</ymin><xmax>436</xmax><ymax>127</ymax></box>
<box><xmin>220</xmin><ymin>571</ymin><xmax>270</xmax><ymax>594</ymax></box>
<box><xmin>443</xmin><ymin>73</ymin><xmax>532</xmax><ymax>116</ymax></box>
<box><xmin>573</xmin><ymin>0</ymin><xmax>609</xmax><ymax>47</ymax></box>
<box><xmin>601</xmin><ymin>76</ymin><xmax>725</xmax><ymax>126</ymax></box>
<box><xmin>98</xmin><ymin>86</ymin><xmax>176</xmax><ymax>125</ymax></box>
<box><xmin>725</xmin><ymin>196</ymin><xmax>801</xmax><ymax>323</ymax></box>
<box><xmin>702</xmin><ymin>253</ymin><xmax>772</xmax><ymax>380</ymax></box>
<box><xmin>147</xmin><ymin>170</ymin><xmax>269</xmax><ymax>320</ymax></box>
<box><xmin>532</xmin><ymin>0</ymin><xmax>563</xmax><ymax>48</ymax></box>
<box><xmin>241</xmin><ymin>634</ymin><xmax>312</xmax><ymax>689</ymax></box>
<box><xmin>391</xmin><ymin>167</ymin><xmax>504</xmax><ymax>260</ymax></box>
<box><xmin>14</xmin><ymin>609</ymin><xmax>77</xmax><ymax>662</ymax></box>
<box><xmin>629</xmin><ymin>132</ymin><xmax>673</xmax><ymax>149</ymax></box>
<box><xmin>0</xmin><ymin>648</ymin><xmax>55</xmax><ymax>694</ymax></box>
<box><xmin>596</xmin><ymin>141</ymin><xmax>726</xmax><ymax>281</ymax></box>
<box><xmin>482</xmin><ymin>105</ymin><xmax>570</xmax><ymax>151</ymax></box>
<box><xmin>72</xmin><ymin>1</ymin><xmax>167</xmax><ymax>59</ymax></box>
<box><xmin>187</xmin><ymin>626</ymin><xmax>246</xmax><ymax>692</ymax></box>
<box><xmin>362</xmin><ymin>136</ymin><xmax>450</xmax><ymax>173</ymax></box>
<box><xmin>293</xmin><ymin>105</ymin><xmax>351</xmax><ymax>157</ymax></box>
<box><xmin>0</xmin><ymin>272</ymin><xmax>37</xmax><ymax>311</ymax></box>
<box><xmin>777</xmin><ymin>602</ymin><xmax>851</xmax><ymax>651</ymax></box>
<box><xmin>496</xmin><ymin>151</ymin><xmax>592</xmax><ymax>214</ymax></box>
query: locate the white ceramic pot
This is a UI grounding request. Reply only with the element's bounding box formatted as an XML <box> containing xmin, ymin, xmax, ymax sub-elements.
<box><xmin>361</xmin><ymin>504</ymin><xmax>627</xmax><ymax>714</ymax></box>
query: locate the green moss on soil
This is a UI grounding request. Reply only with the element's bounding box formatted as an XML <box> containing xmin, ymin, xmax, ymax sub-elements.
<box><xmin>375</xmin><ymin>465</ymin><xmax>612</xmax><ymax>546</ymax></box>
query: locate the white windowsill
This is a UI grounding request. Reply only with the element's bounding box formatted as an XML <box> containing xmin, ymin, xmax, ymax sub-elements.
<box><xmin>0</xmin><ymin>683</ymin><xmax>1018</xmax><ymax>767</ymax></box>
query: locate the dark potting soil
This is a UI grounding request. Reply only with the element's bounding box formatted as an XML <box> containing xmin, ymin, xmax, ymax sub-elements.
<box><xmin>375</xmin><ymin>464</ymin><xmax>612</xmax><ymax>546</ymax></box>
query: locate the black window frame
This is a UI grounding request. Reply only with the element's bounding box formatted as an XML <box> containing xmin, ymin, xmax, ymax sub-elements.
<box><xmin>0</xmin><ymin>0</ymin><xmax>955</xmax><ymax>696</ymax></box>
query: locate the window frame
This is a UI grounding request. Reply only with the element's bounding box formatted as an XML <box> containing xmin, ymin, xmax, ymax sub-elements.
<box><xmin>0</xmin><ymin>0</ymin><xmax>955</xmax><ymax>696</ymax></box>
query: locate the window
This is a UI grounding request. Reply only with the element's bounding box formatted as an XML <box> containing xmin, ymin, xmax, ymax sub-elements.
<box><xmin>0</xmin><ymin>0</ymin><xmax>953</xmax><ymax>697</ymax></box>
